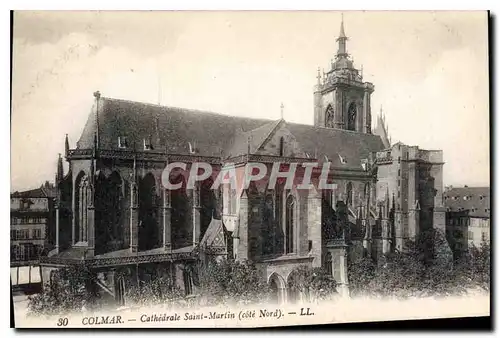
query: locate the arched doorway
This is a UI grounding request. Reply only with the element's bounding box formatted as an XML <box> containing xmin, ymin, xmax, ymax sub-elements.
<box><xmin>138</xmin><ymin>173</ymin><xmax>159</xmax><ymax>251</ymax></box>
<box><xmin>287</xmin><ymin>271</ymin><xmax>301</xmax><ymax>304</ymax></box>
<box><xmin>268</xmin><ymin>273</ymin><xmax>285</xmax><ymax>304</ymax></box>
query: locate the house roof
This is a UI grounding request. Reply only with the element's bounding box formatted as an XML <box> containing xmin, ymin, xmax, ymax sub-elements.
<box><xmin>443</xmin><ymin>187</ymin><xmax>490</xmax><ymax>218</ymax></box>
<box><xmin>77</xmin><ymin>96</ymin><xmax>384</xmax><ymax>170</ymax></box>
<box><xmin>11</xmin><ymin>183</ymin><xmax>57</xmax><ymax>199</ymax></box>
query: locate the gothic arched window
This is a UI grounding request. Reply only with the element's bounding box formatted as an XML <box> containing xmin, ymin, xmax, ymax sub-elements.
<box><xmin>285</xmin><ymin>194</ymin><xmax>295</xmax><ymax>254</ymax></box>
<box><xmin>325</xmin><ymin>105</ymin><xmax>335</xmax><ymax>128</ymax></box>
<box><xmin>279</xmin><ymin>137</ymin><xmax>285</xmax><ymax>157</ymax></box>
<box><xmin>346</xmin><ymin>182</ymin><xmax>353</xmax><ymax>207</ymax></box>
<box><xmin>347</xmin><ymin>103</ymin><xmax>356</xmax><ymax>131</ymax></box>
<box><xmin>324</xmin><ymin>252</ymin><xmax>333</xmax><ymax>277</ymax></box>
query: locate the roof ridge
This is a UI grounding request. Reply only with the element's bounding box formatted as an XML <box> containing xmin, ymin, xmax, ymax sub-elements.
<box><xmin>100</xmin><ymin>96</ymin><xmax>384</xmax><ymax>138</ymax></box>
<box><xmin>101</xmin><ymin>96</ymin><xmax>273</xmax><ymax>123</ymax></box>
<box><xmin>286</xmin><ymin>121</ymin><xmax>384</xmax><ymax>137</ymax></box>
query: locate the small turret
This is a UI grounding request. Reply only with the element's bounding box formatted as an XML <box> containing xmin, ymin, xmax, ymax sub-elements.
<box><xmin>64</xmin><ymin>134</ymin><xmax>69</xmax><ymax>158</ymax></box>
<box><xmin>56</xmin><ymin>153</ymin><xmax>64</xmax><ymax>183</ymax></box>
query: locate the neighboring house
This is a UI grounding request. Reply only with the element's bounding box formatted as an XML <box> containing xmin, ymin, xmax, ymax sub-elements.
<box><xmin>444</xmin><ymin>186</ymin><xmax>490</xmax><ymax>257</ymax></box>
<box><xmin>10</xmin><ymin>181</ymin><xmax>57</xmax><ymax>265</ymax></box>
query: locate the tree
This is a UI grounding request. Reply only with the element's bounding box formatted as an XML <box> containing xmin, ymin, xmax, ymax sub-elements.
<box><xmin>346</xmin><ymin>229</ymin><xmax>484</xmax><ymax>299</ymax></box>
<box><xmin>287</xmin><ymin>266</ymin><xmax>337</xmax><ymax>302</ymax></box>
<box><xmin>198</xmin><ymin>258</ymin><xmax>272</xmax><ymax>306</ymax></box>
<box><xmin>27</xmin><ymin>263</ymin><xmax>100</xmax><ymax>316</ymax></box>
<box><xmin>455</xmin><ymin>241</ymin><xmax>490</xmax><ymax>292</ymax></box>
<box><xmin>347</xmin><ymin>257</ymin><xmax>376</xmax><ymax>297</ymax></box>
<box><xmin>124</xmin><ymin>275</ymin><xmax>185</xmax><ymax>308</ymax></box>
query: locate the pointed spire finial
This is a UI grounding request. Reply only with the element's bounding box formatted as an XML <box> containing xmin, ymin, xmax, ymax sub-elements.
<box><xmin>339</xmin><ymin>13</ymin><xmax>346</xmax><ymax>38</ymax></box>
<box><xmin>316</xmin><ymin>67</ymin><xmax>322</xmax><ymax>86</ymax></box>
<box><xmin>280</xmin><ymin>102</ymin><xmax>284</xmax><ymax>120</ymax></box>
<box><xmin>336</xmin><ymin>13</ymin><xmax>348</xmax><ymax>57</ymax></box>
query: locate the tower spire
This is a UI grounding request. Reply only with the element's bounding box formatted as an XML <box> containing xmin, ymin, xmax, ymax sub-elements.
<box><xmin>339</xmin><ymin>13</ymin><xmax>346</xmax><ymax>38</ymax></box>
<box><xmin>336</xmin><ymin>13</ymin><xmax>348</xmax><ymax>58</ymax></box>
<box><xmin>280</xmin><ymin>102</ymin><xmax>285</xmax><ymax>120</ymax></box>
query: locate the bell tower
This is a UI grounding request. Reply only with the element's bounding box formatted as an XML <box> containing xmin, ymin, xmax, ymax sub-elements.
<box><xmin>314</xmin><ymin>16</ymin><xmax>374</xmax><ymax>133</ymax></box>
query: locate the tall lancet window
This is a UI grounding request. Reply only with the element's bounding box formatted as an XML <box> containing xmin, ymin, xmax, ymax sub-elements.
<box><xmin>346</xmin><ymin>182</ymin><xmax>353</xmax><ymax>207</ymax></box>
<box><xmin>285</xmin><ymin>194</ymin><xmax>296</xmax><ymax>254</ymax></box>
<box><xmin>78</xmin><ymin>177</ymin><xmax>89</xmax><ymax>242</ymax></box>
<box><xmin>325</xmin><ymin>105</ymin><xmax>335</xmax><ymax>128</ymax></box>
<box><xmin>347</xmin><ymin>102</ymin><xmax>357</xmax><ymax>131</ymax></box>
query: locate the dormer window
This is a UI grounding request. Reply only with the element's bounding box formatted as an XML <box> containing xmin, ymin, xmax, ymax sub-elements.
<box><xmin>118</xmin><ymin>136</ymin><xmax>128</xmax><ymax>149</ymax></box>
<box><xmin>20</xmin><ymin>198</ymin><xmax>33</xmax><ymax>210</ymax></box>
<box><xmin>144</xmin><ymin>138</ymin><xmax>153</xmax><ymax>151</ymax></box>
<box><xmin>338</xmin><ymin>154</ymin><xmax>347</xmax><ymax>164</ymax></box>
<box><xmin>188</xmin><ymin>141</ymin><xmax>197</xmax><ymax>154</ymax></box>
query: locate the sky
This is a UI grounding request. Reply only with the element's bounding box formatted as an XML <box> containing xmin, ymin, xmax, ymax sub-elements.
<box><xmin>11</xmin><ymin>11</ymin><xmax>489</xmax><ymax>192</ymax></box>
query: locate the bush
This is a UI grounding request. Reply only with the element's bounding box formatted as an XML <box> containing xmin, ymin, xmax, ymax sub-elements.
<box><xmin>124</xmin><ymin>275</ymin><xmax>185</xmax><ymax>308</ymax></box>
<box><xmin>288</xmin><ymin>266</ymin><xmax>337</xmax><ymax>302</ymax></box>
<box><xmin>27</xmin><ymin>264</ymin><xmax>99</xmax><ymax>316</ymax></box>
<box><xmin>198</xmin><ymin>258</ymin><xmax>272</xmax><ymax>306</ymax></box>
<box><xmin>195</xmin><ymin>259</ymin><xmax>271</xmax><ymax>305</ymax></box>
<box><xmin>347</xmin><ymin>231</ymin><xmax>490</xmax><ymax>299</ymax></box>
<box><xmin>454</xmin><ymin>241</ymin><xmax>490</xmax><ymax>292</ymax></box>
<box><xmin>348</xmin><ymin>257</ymin><xmax>376</xmax><ymax>297</ymax></box>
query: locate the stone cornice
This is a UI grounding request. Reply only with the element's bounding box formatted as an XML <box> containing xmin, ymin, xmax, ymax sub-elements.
<box><xmin>39</xmin><ymin>250</ymin><xmax>198</xmax><ymax>268</ymax></box>
<box><xmin>67</xmin><ymin>148</ymin><xmax>222</xmax><ymax>164</ymax></box>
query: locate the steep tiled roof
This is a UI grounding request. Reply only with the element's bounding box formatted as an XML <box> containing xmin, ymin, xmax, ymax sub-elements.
<box><xmin>285</xmin><ymin>122</ymin><xmax>384</xmax><ymax>170</ymax></box>
<box><xmin>78</xmin><ymin>97</ymin><xmax>270</xmax><ymax>157</ymax></box>
<box><xmin>444</xmin><ymin>187</ymin><xmax>490</xmax><ymax>218</ymax></box>
<box><xmin>77</xmin><ymin>97</ymin><xmax>384</xmax><ymax>170</ymax></box>
<box><xmin>200</xmin><ymin>218</ymin><xmax>228</xmax><ymax>249</ymax></box>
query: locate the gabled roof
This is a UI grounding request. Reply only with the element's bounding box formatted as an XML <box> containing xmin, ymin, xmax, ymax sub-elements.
<box><xmin>200</xmin><ymin>218</ymin><xmax>228</xmax><ymax>249</ymax></box>
<box><xmin>444</xmin><ymin>187</ymin><xmax>490</xmax><ymax>218</ymax></box>
<box><xmin>11</xmin><ymin>183</ymin><xmax>57</xmax><ymax>199</ymax></box>
<box><xmin>76</xmin><ymin>96</ymin><xmax>384</xmax><ymax>170</ymax></box>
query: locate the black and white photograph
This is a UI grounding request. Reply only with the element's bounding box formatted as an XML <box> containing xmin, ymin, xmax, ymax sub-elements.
<box><xmin>9</xmin><ymin>10</ymin><xmax>490</xmax><ymax>328</ymax></box>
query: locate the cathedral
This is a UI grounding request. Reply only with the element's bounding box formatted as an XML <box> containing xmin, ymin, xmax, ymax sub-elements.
<box><xmin>40</xmin><ymin>19</ymin><xmax>446</xmax><ymax>304</ymax></box>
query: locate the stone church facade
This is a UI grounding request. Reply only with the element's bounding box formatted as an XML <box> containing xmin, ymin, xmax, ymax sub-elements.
<box><xmin>40</xmin><ymin>19</ymin><xmax>446</xmax><ymax>304</ymax></box>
